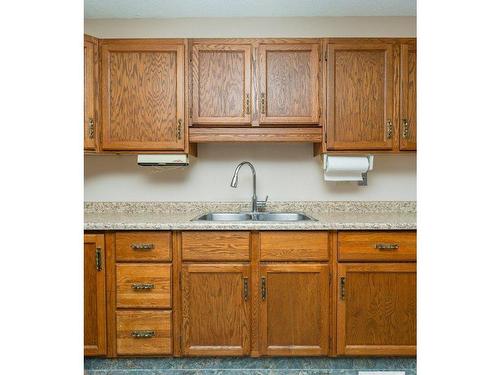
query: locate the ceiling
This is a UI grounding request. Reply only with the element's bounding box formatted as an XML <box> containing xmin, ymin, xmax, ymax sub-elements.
<box><xmin>84</xmin><ymin>0</ymin><xmax>416</xmax><ymax>19</ymax></box>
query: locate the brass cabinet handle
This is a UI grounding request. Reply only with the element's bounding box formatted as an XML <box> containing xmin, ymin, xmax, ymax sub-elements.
<box><xmin>95</xmin><ymin>247</ymin><xmax>102</xmax><ymax>272</ymax></box>
<box><xmin>375</xmin><ymin>243</ymin><xmax>400</xmax><ymax>251</ymax></box>
<box><xmin>340</xmin><ymin>277</ymin><xmax>346</xmax><ymax>300</ymax></box>
<box><xmin>245</xmin><ymin>93</ymin><xmax>251</xmax><ymax>115</ymax></box>
<box><xmin>132</xmin><ymin>283</ymin><xmax>155</xmax><ymax>290</ymax></box>
<box><xmin>243</xmin><ymin>277</ymin><xmax>249</xmax><ymax>301</ymax></box>
<box><xmin>130</xmin><ymin>243</ymin><xmax>155</xmax><ymax>251</ymax></box>
<box><xmin>402</xmin><ymin>119</ymin><xmax>409</xmax><ymax>139</ymax></box>
<box><xmin>176</xmin><ymin>119</ymin><xmax>183</xmax><ymax>140</ymax></box>
<box><xmin>131</xmin><ymin>330</ymin><xmax>155</xmax><ymax>339</ymax></box>
<box><xmin>88</xmin><ymin>118</ymin><xmax>95</xmax><ymax>139</ymax></box>
<box><xmin>260</xmin><ymin>93</ymin><xmax>266</xmax><ymax>115</ymax></box>
<box><xmin>386</xmin><ymin>120</ymin><xmax>393</xmax><ymax>139</ymax></box>
<box><xmin>261</xmin><ymin>277</ymin><xmax>266</xmax><ymax>300</ymax></box>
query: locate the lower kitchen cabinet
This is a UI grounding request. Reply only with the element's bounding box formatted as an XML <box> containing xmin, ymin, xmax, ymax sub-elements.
<box><xmin>336</xmin><ymin>263</ymin><xmax>416</xmax><ymax>356</ymax></box>
<box><xmin>84</xmin><ymin>234</ymin><xmax>107</xmax><ymax>356</ymax></box>
<box><xmin>181</xmin><ymin>263</ymin><xmax>251</xmax><ymax>356</ymax></box>
<box><xmin>259</xmin><ymin>264</ymin><xmax>330</xmax><ymax>356</ymax></box>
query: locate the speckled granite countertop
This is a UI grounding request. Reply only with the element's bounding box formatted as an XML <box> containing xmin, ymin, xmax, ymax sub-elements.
<box><xmin>84</xmin><ymin>201</ymin><xmax>416</xmax><ymax>231</ymax></box>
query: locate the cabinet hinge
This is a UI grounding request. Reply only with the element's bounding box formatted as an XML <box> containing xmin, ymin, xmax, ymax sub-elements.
<box><xmin>324</xmin><ymin>51</ymin><xmax>328</xmax><ymax>62</ymax></box>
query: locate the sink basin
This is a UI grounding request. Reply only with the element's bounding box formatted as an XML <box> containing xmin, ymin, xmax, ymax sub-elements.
<box><xmin>193</xmin><ymin>212</ymin><xmax>316</xmax><ymax>222</ymax></box>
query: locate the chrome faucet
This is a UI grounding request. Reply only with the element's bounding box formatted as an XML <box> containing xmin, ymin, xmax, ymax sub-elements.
<box><xmin>230</xmin><ymin>161</ymin><xmax>268</xmax><ymax>213</ymax></box>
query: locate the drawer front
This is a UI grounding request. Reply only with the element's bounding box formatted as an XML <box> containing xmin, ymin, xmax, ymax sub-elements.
<box><xmin>116</xmin><ymin>310</ymin><xmax>172</xmax><ymax>355</ymax></box>
<box><xmin>116</xmin><ymin>232</ymin><xmax>172</xmax><ymax>261</ymax></box>
<box><xmin>182</xmin><ymin>231</ymin><xmax>250</xmax><ymax>261</ymax></box>
<box><xmin>260</xmin><ymin>232</ymin><xmax>329</xmax><ymax>261</ymax></box>
<box><xmin>116</xmin><ymin>264</ymin><xmax>172</xmax><ymax>308</ymax></box>
<box><xmin>338</xmin><ymin>231</ymin><xmax>416</xmax><ymax>262</ymax></box>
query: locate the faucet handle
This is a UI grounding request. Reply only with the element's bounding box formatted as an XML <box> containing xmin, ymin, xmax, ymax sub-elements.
<box><xmin>256</xmin><ymin>195</ymin><xmax>269</xmax><ymax>211</ymax></box>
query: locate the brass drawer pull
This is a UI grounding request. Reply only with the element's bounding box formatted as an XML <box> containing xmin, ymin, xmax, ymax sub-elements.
<box><xmin>243</xmin><ymin>277</ymin><xmax>249</xmax><ymax>301</ymax></box>
<box><xmin>260</xmin><ymin>93</ymin><xmax>266</xmax><ymax>115</ymax></box>
<box><xmin>340</xmin><ymin>277</ymin><xmax>346</xmax><ymax>300</ymax></box>
<box><xmin>132</xmin><ymin>283</ymin><xmax>155</xmax><ymax>290</ymax></box>
<box><xmin>402</xmin><ymin>118</ymin><xmax>409</xmax><ymax>139</ymax></box>
<box><xmin>375</xmin><ymin>243</ymin><xmax>400</xmax><ymax>250</ymax></box>
<box><xmin>131</xmin><ymin>330</ymin><xmax>155</xmax><ymax>339</ymax></box>
<box><xmin>177</xmin><ymin>119</ymin><xmax>183</xmax><ymax>140</ymax></box>
<box><xmin>386</xmin><ymin>120</ymin><xmax>393</xmax><ymax>139</ymax></box>
<box><xmin>261</xmin><ymin>277</ymin><xmax>266</xmax><ymax>300</ymax></box>
<box><xmin>130</xmin><ymin>243</ymin><xmax>155</xmax><ymax>251</ymax></box>
<box><xmin>88</xmin><ymin>118</ymin><xmax>95</xmax><ymax>139</ymax></box>
<box><xmin>95</xmin><ymin>247</ymin><xmax>102</xmax><ymax>271</ymax></box>
<box><xmin>245</xmin><ymin>93</ymin><xmax>251</xmax><ymax>115</ymax></box>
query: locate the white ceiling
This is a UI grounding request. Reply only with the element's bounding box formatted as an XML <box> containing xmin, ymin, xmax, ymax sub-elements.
<box><xmin>84</xmin><ymin>0</ymin><xmax>416</xmax><ymax>19</ymax></box>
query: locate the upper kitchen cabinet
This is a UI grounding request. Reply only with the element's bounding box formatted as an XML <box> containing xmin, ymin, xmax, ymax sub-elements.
<box><xmin>258</xmin><ymin>41</ymin><xmax>320</xmax><ymax>125</ymax></box>
<box><xmin>326</xmin><ymin>40</ymin><xmax>396</xmax><ymax>151</ymax></box>
<box><xmin>400</xmin><ymin>41</ymin><xmax>417</xmax><ymax>151</ymax></box>
<box><xmin>84</xmin><ymin>35</ymin><xmax>98</xmax><ymax>151</ymax></box>
<box><xmin>100</xmin><ymin>40</ymin><xmax>186</xmax><ymax>151</ymax></box>
<box><xmin>191</xmin><ymin>42</ymin><xmax>252</xmax><ymax>125</ymax></box>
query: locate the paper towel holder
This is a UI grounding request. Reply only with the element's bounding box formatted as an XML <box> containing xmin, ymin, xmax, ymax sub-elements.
<box><xmin>322</xmin><ymin>154</ymin><xmax>374</xmax><ymax>186</ymax></box>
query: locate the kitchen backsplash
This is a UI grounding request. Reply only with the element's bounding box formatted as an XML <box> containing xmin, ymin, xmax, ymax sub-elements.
<box><xmin>84</xmin><ymin>144</ymin><xmax>416</xmax><ymax>202</ymax></box>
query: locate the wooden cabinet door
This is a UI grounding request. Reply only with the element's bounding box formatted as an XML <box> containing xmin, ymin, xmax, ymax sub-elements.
<box><xmin>337</xmin><ymin>263</ymin><xmax>416</xmax><ymax>356</ymax></box>
<box><xmin>192</xmin><ymin>43</ymin><xmax>252</xmax><ymax>125</ymax></box>
<box><xmin>101</xmin><ymin>41</ymin><xmax>185</xmax><ymax>151</ymax></box>
<box><xmin>84</xmin><ymin>36</ymin><xmax>98</xmax><ymax>151</ymax></box>
<box><xmin>258</xmin><ymin>43</ymin><xmax>319</xmax><ymax>125</ymax></box>
<box><xmin>327</xmin><ymin>42</ymin><xmax>395</xmax><ymax>150</ymax></box>
<box><xmin>400</xmin><ymin>42</ymin><xmax>417</xmax><ymax>150</ymax></box>
<box><xmin>84</xmin><ymin>234</ymin><xmax>106</xmax><ymax>356</ymax></box>
<box><xmin>259</xmin><ymin>264</ymin><xmax>329</xmax><ymax>356</ymax></box>
<box><xmin>181</xmin><ymin>264</ymin><xmax>250</xmax><ymax>356</ymax></box>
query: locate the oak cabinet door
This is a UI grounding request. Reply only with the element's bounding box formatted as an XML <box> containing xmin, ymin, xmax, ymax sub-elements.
<box><xmin>181</xmin><ymin>264</ymin><xmax>251</xmax><ymax>356</ymax></box>
<box><xmin>400</xmin><ymin>42</ymin><xmax>417</xmax><ymax>150</ymax></box>
<box><xmin>337</xmin><ymin>263</ymin><xmax>416</xmax><ymax>356</ymax></box>
<box><xmin>101</xmin><ymin>41</ymin><xmax>185</xmax><ymax>151</ymax></box>
<box><xmin>192</xmin><ymin>43</ymin><xmax>252</xmax><ymax>125</ymax></box>
<box><xmin>84</xmin><ymin>37</ymin><xmax>97</xmax><ymax>150</ymax></box>
<box><xmin>258</xmin><ymin>43</ymin><xmax>320</xmax><ymax>125</ymax></box>
<box><xmin>259</xmin><ymin>264</ymin><xmax>329</xmax><ymax>356</ymax></box>
<box><xmin>327</xmin><ymin>43</ymin><xmax>395</xmax><ymax>150</ymax></box>
<box><xmin>84</xmin><ymin>234</ymin><xmax>107</xmax><ymax>356</ymax></box>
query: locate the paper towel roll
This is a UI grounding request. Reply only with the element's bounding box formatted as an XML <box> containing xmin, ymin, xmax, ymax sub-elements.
<box><xmin>323</xmin><ymin>155</ymin><xmax>373</xmax><ymax>182</ymax></box>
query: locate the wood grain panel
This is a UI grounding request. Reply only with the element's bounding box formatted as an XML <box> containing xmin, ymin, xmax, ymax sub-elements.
<box><xmin>84</xmin><ymin>36</ymin><xmax>98</xmax><ymax>151</ymax></box>
<box><xmin>116</xmin><ymin>310</ymin><xmax>172</xmax><ymax>355</ymax></box>
<box><xmin>337</xmin><ymin>263</ymin><xmax>416</xmax><ymax>356</ymax></box>
<box><xmin>338</xmin><ymin>231</ymin><xmax>416</xmax><ymax>262</ymax></box>
<box><xmin>259</xmin><ymin>43</ymin><xmax>319</xmax><ymax>124</ymax></box>
<box><xmin>259</xmin><ymin>231</ymin><xmax>329</xmax><ymax>261</ymax></box>
<box><xmin>259</xmin><ymin>264</ymin><xmax>329</xmax><ymax>356</ymax></box>
<box><xmin>188</xmin><ymin>127</ymin><xmax>322</xmax><ymax>143</ymax></box>
<box><xmin>116</xmin><ymin>263</ymin><xmax>172</xmax><ymax>308</ymax></box>
<box><xmin>192</xmin><ymin>43</ymin><xmax>252</xmax><ymax>124</ymax></box>
<box><xmin>181</xmin><ymin>264</ymin><xmax>251</xmax><ymax>356</ymax></box>
<box><xmin>327</xmin><ymin>43</ymin><xmax>394</xmax><ymax>150</ymax></box>
<box><xmin>400</xmin><ymin>41</ymin><xmax>417</xmax><ymax>150</ymax></box>
<box><xmin>84</xmin><ymin>234</ymin><xmax>107</xmax><ymax>356</ymax></box>
<box><xmin>101</xmin><ymin>41</ymin><xmax>185</xmax><ymax>150</ymax></box>
<box><xmin>115</xmin><ymin>231</ymin><xmax>172</xmax><ymax>262</ymax></box>
<box><xmin>182</xmin><ymin>231</ymin><xmax>250</xmax><ymax>261</ymax></box>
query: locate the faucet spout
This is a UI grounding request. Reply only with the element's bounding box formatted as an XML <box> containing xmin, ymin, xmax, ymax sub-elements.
<box><xmin>230</xmin><ymin>161</ymin><xmax>258</xmax><ymax>212</ymax></box>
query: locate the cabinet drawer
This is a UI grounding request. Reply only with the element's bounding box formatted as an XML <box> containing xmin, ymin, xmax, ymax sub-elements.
<box><xmin>260</xmin><ymin>232</ymin><xmax>329</xmax><ymax>261</ymax></box>
<box><xmin>338</xmin><ymin>231</ymin><xmax>416</xmax><ymax>262</ymax></box>
<box><xmin>116</xmin><ymin>232</ymin><xmax>172</xmax><ymax>261</ymax></box>
<box><xmin>116</xmin><ymin>264</ymin><xmax>172</xmax><ymax>308</ymax></box>
<box><xmin>182</xmin><ymin>231</ymin><xmax>250</xmax><ymax>261</ymax></box>
<box><xmin>116</xmin><ymin>310</ymin><xmax>172</xmax><ymax>355</ymax></box>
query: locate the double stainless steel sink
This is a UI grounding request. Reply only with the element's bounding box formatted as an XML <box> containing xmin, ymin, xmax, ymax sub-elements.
<box><xmin>193</xmin><ymin>212</ymin><xmax>316</xmax><ymax>222</ymax></box>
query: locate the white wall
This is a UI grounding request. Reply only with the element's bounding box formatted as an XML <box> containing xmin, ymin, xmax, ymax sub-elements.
<box><xmin>84</xmin><ymin>17</ymin><xmax>416</xmax><ymax>202</ymax></box>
